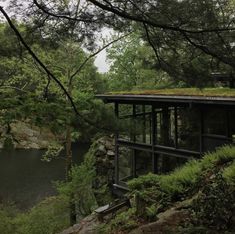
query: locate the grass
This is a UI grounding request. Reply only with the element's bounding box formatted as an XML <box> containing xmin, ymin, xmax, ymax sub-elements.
<box><xmin>108</xmin><ymin>88</ymin><xmax>235</xmax><ymax>97</ymax></box>
<box><xmin>129</xmin><ymin>146</ymin><xmax>235</xmax><ymax>195</ymax></box>
<box><xmin>97</xmin><ymin>146</ymin><xmax>235</xmax><ymax>233</ymax></box>
<box><xmin>127</xmin><ymin>145</ymin><xmax>235</xmax><ymax>222</ymax></box>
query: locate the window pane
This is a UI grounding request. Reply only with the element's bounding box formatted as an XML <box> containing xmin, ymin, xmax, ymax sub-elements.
<box><xmin>203</xmin><ymin>108</ymin><xmax>226</xmax><ymax>135</ymax></box>
<box><xmin>177</xmin><ymin>108</ymin><xmax>200</xmax><ymax>151</ymax></box>
<box><xmin>135</xmin><ymin>150</ymin><xmax>152</xmax><ymax>176</ymax></box>
<box><xmin>157</xmin><ymin>154</ymin><xmax>188</xmax><ymax>173</ymax></box>
<box><xmin>135</xmin><ymin>114</ymin><xmax>151</xmax><ymax>144</ymax></box>
<box><xmin>156</xmin><ymin>107</ymin><xmax>175</xmax><ymax>147</ymax></box>
<box><xmin>118</xmin><ymin>147</ymin><xmax>133</xmax><ymax>182</ymax></box>
<box><xmin>203</xmin><ymin>137</ymin><xmax>230</xmax><ymax>152</ymax></box>
<box><xmin>119</xmin><ymin>104</ymin><xmax>133</xmax><ymax>117</ymax></box>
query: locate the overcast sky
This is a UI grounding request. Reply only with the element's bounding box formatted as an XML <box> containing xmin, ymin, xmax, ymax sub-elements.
<box><xmin>0</xmin><ymin>0</ymin><xmax>111</xmax><ymax>73</ymax></box>
<box><xmin>94</xmin><ymin>50</ymin><xmax>110</xmax><ymax>73</ymax></box>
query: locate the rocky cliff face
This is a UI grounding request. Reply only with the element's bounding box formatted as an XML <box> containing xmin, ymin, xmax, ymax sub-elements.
<box><xmin>0</xmin><ymin>120</ymin><xmax>57</xmax><ymax>149</ymax></box>
<box><xmin>94</xmin><ymin>136</ymin><xmax>115</xmax><ymax>187</ymax></box>
<box><xmin>92</xmin><ymin>136</ymin><xmax>115</xmax><ymax>205</ymax></box>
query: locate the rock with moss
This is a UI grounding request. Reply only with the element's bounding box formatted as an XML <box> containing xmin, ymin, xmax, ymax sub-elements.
<box><xmin>89</xmin><ymin>136</ymin><xmax>115</xmax><ymax>206</ymax></box>
<box><xmin>0</xmin><ymin>120</ymin><xmax>58</xmax><ymax>149</ymax></box>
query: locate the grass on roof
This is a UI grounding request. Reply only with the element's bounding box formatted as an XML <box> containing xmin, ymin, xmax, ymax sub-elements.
<box><xmin>109</xmin><ymin>88</ymin><xmax>235</xmax><ymax>97</ymax></box>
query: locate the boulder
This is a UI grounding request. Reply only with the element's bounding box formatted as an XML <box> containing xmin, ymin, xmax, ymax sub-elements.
<box><xmin>0</xmin><ymin>120</ymin><xmax>57</xmax><ymax>149</ymax></box>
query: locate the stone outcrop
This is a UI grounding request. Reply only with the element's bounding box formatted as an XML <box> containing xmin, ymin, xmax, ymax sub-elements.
<box><xmin>60</xmin><ymin>215</ymin><xmax>99</xmax><ymax>234</ymax></box>
<box><xmin>130</xmin><ymin>200</ymin><xmax>192</xmax><ymax>234</ymax></box>
<box><xmin>93</xmin><ymin>136</ymin><xmax>115</xmax><ymax>193</ymax></box>
<box><xmin>0</xmin><ymin>120</ymin><xmax>57</xmax><ymax>149</ymax></box>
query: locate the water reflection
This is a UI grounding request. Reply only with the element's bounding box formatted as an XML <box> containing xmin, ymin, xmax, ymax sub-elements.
<box><xmin>0</xmin><ymin>143</ymin><xmax>89</xmax><ymax>210</ymax></box>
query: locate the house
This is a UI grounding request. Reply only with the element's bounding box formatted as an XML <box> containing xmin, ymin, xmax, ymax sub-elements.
<box><xmin>97</xmin><ymin>88</ymin><xmax>235</xmax><ymax>193</ymax></box>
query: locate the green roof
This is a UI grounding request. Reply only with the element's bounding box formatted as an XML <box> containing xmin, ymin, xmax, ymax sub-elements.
<box><xmin>109</xmin><ymin>88</ymin><xmax>235</xmax><ymax>98</ymax></box>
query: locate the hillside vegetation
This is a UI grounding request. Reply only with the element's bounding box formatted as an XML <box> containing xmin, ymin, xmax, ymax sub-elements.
<box><xmin>99</xmin><ymin>146</ymin><xmax>235</xmax><ymax>233</ymax></box>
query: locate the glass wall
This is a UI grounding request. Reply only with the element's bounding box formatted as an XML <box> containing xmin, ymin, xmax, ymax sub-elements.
<box><xmin>118</xmin><ymin>147</ymin><xmax>133</xmax><ymax>182</ymax></box>
<box><xmin>134</xmin><ymin>105</ymin><xmax>152</xmax><ymax>144</ymax></box>
<box><xmin>118</xmin><ymin>104</ymin><xmax>152</xmax><ymax>145</ymax></box>
<box><xmin>155</xmin><ymin>107</ymin><xmax>200</xmax><ymax>151</ymax></box>
<box><xmin>203</xmin><ymin>108</ymin><xmax>227</xmax><ymax>135</ymax></box>
<box><xmin>135</xmin><ymin>150</ymin><xmax>152</xmax><ymax>176</ymax></box>
<box><xmin>117</xmin><ymin>147</ymin><xmax>153</xmax><ymax>184</ymax></box>
<box><xmin>177</xmin><ymin>107</ymin><xmax>200</xmax><ymax>151</ymax></box>
<box><xmin>116</xmin><ymin>103</ymin><xmax>233</xmax><ymax>186</ymax></box>
<box><xmin>156</xmin><ymin>107</ymin><xmax>175</xmax><ymax>147</ymax></box>
<box><xmin>157</xmin><ymin>154</ymin><xmax>188</xmax><ymax>173</ymax></box>
<box><xmin>202</xmin><ymin>108</ymin><xmax>230</xmax><ymax>152</ymax></box>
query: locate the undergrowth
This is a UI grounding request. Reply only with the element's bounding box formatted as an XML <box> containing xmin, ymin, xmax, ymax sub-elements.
<box><xmin>102</xmin><ymin>145</ymin><xmax>235</xmax><ymax>233</ymax></box>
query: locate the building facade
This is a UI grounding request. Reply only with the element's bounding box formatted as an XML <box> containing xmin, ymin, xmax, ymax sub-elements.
<box><xmin>97</xmin><ymin>92</ymin><xmax>235</xmax><ymax>192</ymax></box>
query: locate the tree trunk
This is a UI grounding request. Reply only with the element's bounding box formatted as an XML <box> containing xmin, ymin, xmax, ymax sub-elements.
<box><xmin>66</xmin><ymin>73</ymin><xmax>77</xmax><ymax>225</ymax></box>
<box><xmin>65</xmin><ymin>125</ymin><xmax>77</xmax><ymax>225</ymax></box>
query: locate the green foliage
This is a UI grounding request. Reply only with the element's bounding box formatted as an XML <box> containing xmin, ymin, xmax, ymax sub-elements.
<box><xmin>128</xmin><ymin>146</ymin><xmax>235</xmax><ymax>218</ymax></box>
<box><xmin>223</xmin><ymin>161</ymin><xmax>235</xmax><ymax>185</ymax></box>
<box><xmin>192</xmin><ymin>172</ymin><xmax>235</xmax><ymax>231</ymax></box>
<box><xmin>0</xmin><ymin>196</ymin><xmax>70</xmax><ymax>234</ymax></box>
<box><xmin>109</xmin><ymin>208</ymin><xmax>138</xmax><ymax>233</ymax></box>
<box><xmin>146</xmin><ymin>204</ymin><xmax>158</xmax><ymax>221</ymax></box>
<box><xmin>106</xmin><ymin>33</ymin><xmax>173</xmax><ymax>91</ymax></box>
<box><xmin>0</xmin><ymin>203</ymin><xmax>18</xmax><ymax>234</ymax></box>
<box><xmin>16</xmin><ymin>196</ymin><xmax>70</xmax><ymax>234</ymax></box>
<box><xmin>3</xmin><ymin>136</ymin><xmax>14</xmax><ymax>149</ymax></box>
<box><xmin>56</xmin><ymin>150</ymin><xmax>98</xmax><ymax>218</ymax></box>
<box><xmin>41</xmin><ymin>143</ymin><xmax>64</xmax><ymax>162</ymax></box>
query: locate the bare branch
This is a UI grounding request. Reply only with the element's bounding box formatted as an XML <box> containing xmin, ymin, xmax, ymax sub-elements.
<box><xmin>0</xmin><ymin>6</ymin><xmax>81</xmax><ymax>116</ymax></box>
<box><xmin>88</xmin><ymin>0</ymin><xmax>235</xmax><ymax>34</ymax></box>
<box><xmin>0</xmin><ymin>6</ymin><xmax>114</xmax><ymax>132</ymax></box>
<box><xmin>70</xmin><ymin>32</ymin><xmax>131</xmax><ymax>81</ymax></box>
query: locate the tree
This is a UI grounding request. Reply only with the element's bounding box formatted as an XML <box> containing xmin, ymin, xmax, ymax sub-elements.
<box><xmin>106</xmin><ymin>33</ymin><xmax>175</xmax><ymax>91</ymax></box>
<box><xmin>1</xmin><ymin>0</ymin><xmax>235</xmax><ymax>226</ymax></box>
<box><xmin>6</xmin><ymin>0</ymin><xmax>234</xmax><ymax>87</ymax></box>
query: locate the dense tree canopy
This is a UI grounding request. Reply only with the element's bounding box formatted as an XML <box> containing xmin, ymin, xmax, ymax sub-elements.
<box><xmin>2</xmin><ymin>0</ymin><xmax>233</xmax><ymax>91</ymax></box>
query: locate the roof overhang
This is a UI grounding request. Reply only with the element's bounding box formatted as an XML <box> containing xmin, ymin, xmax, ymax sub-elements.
<box><xmin>96</xmin><ymin>94</ymin><xmax>235</xmax><ymax>106</ymax></box>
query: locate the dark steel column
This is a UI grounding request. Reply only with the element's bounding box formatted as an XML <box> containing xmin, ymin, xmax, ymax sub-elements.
<box><xmin>199</xmin><ymin>108</ymin><xmax>203</xmax><ymax>154</ymax></box>
<box><xmin>114</xmin><ymin>102</ymin><xmax>119</xmax><ymax>184</ymax></box>
<box><xmin>142</xmin><ymin>105</ymin><xmax>146</xmax><ymax>143</ymax></box>
<box><xmin>174</xmin><ymin>107</ymin><xmax>178</xmax><ymax>149</ymax></box>
<box><xmin>132</xmin><ymin>104</ymin><xmax>136</xmax><ymax>178</ymax></box>
<box><xmin>151</xmin><ymin>105</ymin><xmax>157</xmax><ymax>173</ymax></box>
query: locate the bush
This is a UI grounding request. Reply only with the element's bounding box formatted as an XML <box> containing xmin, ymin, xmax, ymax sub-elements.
<box><xmin>110</xmin><ymin>208</ymin><xmax>138</xmax><ymax>232</ymax></box>
<box><xmin>0</xmin><ymin>196</ymin><xmax>70</xmax><ymax>234</ymax></box>
<box><xmin>128</xmin><ymin>146</ymin><xmax>235</xmax><ymax>218</ymax></box>
<box><xmin>192</xmin><ymin>172</ymin><xmax>235</xmax><ymax>231</ymax></box>
<box><xmin>0</xmin><ymin>204</ymin><xmax>17</xmax><ymax>234</ymax></box>
<box><xmin>56</xmin><ymin>148</ymin><xmax>98</xmax><ymax>219</ymax></box>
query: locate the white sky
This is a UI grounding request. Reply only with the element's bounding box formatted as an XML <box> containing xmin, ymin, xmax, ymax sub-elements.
<box><xmin>94</xmin><ymin>28</ymin><xmax>114</xmax><ymax>73</ymax></box>
<box><xmin>94</xmin><ymin>50</ymin><xmax>110</xmax><ymax>73</ymax></box>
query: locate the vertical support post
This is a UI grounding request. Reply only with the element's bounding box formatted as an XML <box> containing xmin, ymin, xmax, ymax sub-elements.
<box><xmin>199</xmin><ymin>107</ymin><xmax>203</xmax><ymax>154</ymax></box>
<box><xmin>174</xmin><ymin>106</ymin><xmax>178</xmax><ymax>149</ymax></box>
<box><xmin>161</xmin><ymin>107</ymin><xmax>170</xmax><ymax>145</ymax></box>
<box><xmin>132</xmin><ymin>104</ymin><xmax>136</xmax><ymax>178</ymax></box>
<box><xmin>132</xmin><ymin>104</ymin><xmax>136</xmax><ymax>142</ymax></box>
<box><xmin>142</xmin><ymin>105</ymin><xmax>146</xmax><ymax>143</ymax></box>
<box><xmin>151</xmin><ymin>105</ymin><xmax>157</xmax><ymax>173</ymax></box>
<box><xmin>114</xmin><ymin>102</ymin><xmax>119</xmax><ymax>184</ymax></box>
<box><xmin>226</xmin><ymin>108</ymin><xmax>230</xmax><ymax>139</ymax></box>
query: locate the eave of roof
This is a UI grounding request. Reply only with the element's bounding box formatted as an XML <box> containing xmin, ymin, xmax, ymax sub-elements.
<box><xmin>96</xmin><ymin>88</ymin><xmax>235</xmax><ymax>106</ymax></box>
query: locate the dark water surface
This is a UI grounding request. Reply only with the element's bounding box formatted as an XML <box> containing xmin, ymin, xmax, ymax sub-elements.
<box><xmin>0</xmin><ymin>143</ymin><xmax>89</xmax><ymax>210</ymax></box>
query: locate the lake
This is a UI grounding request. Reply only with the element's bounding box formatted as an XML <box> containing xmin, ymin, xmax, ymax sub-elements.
<box><xmin>0</xmin><ymin>143</ymin><xmax>90</xmax><ymax>210</ymax></box>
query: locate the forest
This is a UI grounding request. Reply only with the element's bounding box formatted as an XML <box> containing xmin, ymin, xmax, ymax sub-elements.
<box><xmin>0</xmin><ymin>0</ymin><xmax>235</xmax><ymax>233</ymax></box>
